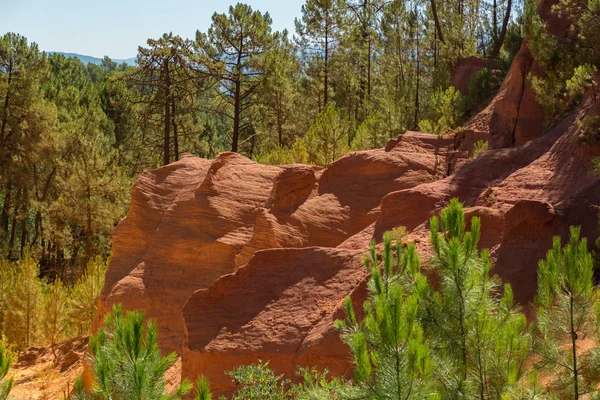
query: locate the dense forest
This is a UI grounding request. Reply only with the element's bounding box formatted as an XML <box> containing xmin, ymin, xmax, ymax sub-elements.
<box><xmin>1</xmin><ymin>0</ymin><xmax>600</xmax><ymax>397</ymax></box>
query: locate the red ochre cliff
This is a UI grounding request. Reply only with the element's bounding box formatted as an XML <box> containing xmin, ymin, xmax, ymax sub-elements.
<box><xmin>90</xmin><ymin>1</ymin><xmax>600</xmax><ymax>397</ymax></box>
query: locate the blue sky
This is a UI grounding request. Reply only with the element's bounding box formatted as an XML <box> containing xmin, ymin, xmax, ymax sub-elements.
<box><xmin>1</xmin><ymin>0</ymin><xmax>305</xmax><ymax>59</ymax></box>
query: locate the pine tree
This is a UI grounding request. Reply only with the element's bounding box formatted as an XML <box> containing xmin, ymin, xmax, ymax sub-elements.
<box><xmin>336</xmin><ymin>232</ymin><xmax>433</xmax><ymax>399</ymax></box>
<box><xmin>85</xmin><ymin>304</ymin><xmax>192</xmax><ymax>400</ymax></box>
<box><xmin>295</xmin><ymin>0</ymin><xmax>346</xmax><ymax>110</ymax></box>
<box><xmin>255</xmin><ymin>35</ymin><xmax>302</xmax><ymax>149</ymax></box>
<box><xmin>134</xmin><ymin>33</ymin><xmax>195</xmax><ymax>166</ymax></box>
<box><xmin>6</xmin><ymin>253</ymin><xmax>42</xmax><ymax>348</ymax></box>
<box><xmin>0</xmin><ymin>33</ymin><xmax>56</xmax><ymax>261</ymax></box>
<box><xmin>304</xmin><ymin>105</ymin><xmax>348</xmax><ymax>166</ymax></box>
<box><xmin>195</xmin><ymin>4</ymin><xmax>281</xmax><ymax>153</ymax></box>
<box><xmin>68</xmin><ymin>256</ymin><xmax>108</xmax><ymax>336</ymax></box>
<box><xmin>423</xmin><ymin>198</ymin><xmax>529</xmax><ymax>398</ymax></box>
<box><xmin>534</xmin><ymin>226</ymin><xmax>597</xmax><ymax>399</ymax></box>
<box><xmin>40</xmin><ymin>277</ymin><xmax>69</xmax><ymax>362</ymax></box>
<box><xmin>0</xmin><ymin>342</ymin><xmax>12</xmax><ymax>400</ymax></box>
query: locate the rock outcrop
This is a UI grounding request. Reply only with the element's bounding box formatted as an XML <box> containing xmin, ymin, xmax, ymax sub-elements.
<box><xmin>92</xmin><ymin>1</ymin><xmax>600</xmax><ymax>396</ymax></box>
<box><xmin>94</xmin><ymin>132</ymin><xmax>454</xmax><ymax>357</ymax></box>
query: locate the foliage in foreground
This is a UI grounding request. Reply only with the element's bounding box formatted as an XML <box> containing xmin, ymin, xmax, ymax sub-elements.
<box><xmin>75</xmin><ymin>304</ymin><xmax>192</xmax><ymax>400</ymax></box>
<box><xmin>0</xmin><ymin>343</ymin><xmax>12</xmax><ymax>400</ymax></box>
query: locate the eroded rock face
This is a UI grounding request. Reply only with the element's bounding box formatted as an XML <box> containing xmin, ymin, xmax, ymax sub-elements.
<box><xmin>179</xmin><ymin>77</ymin><xmax>599</xmax><ymax>396</ymax></box>
<box><xmin>94</xmin><ymin>153</ymin><xmax>282</xmax><ymax>354</ymax></box>
<box><xmin>459</xmin><ymin>42</ymin><xmax>546</xmax><ymax>151</ymax></box>
<box><xmin>95</xmin><ymin>132</ymin><xmax>453</xmax><ymax>359</ymax></box>
<box><xmin>95</xmin><ymin>8</ymin><xmax>600</xmax><ymax>397</ymax></box>
<box><xmin>182</xmin><ymin>248</ymin><xmax>367</xmax><ymax>396</ymax></box>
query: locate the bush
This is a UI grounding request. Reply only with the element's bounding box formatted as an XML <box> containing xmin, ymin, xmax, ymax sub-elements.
<box><xmin>465</xmin><ymin>68</ymin><xmax>494</xmax><ymax>111</ymax></box>
<box><xmin>471</xmin><ymin>140</ymin><xmax>489</xmax><ymax>157</ymax></box>
<box><xmin>419</xmin><ymin>86</ymin><xmax>465</xmax><ymax>135</ymax></box>
<box><xmin>227</xmin><ymin>361</ymin><xmax>291</xmax><ymax>400</ymax></box>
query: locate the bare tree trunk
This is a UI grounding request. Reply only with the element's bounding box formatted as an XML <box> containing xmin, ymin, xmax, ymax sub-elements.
<box><xmin>171</xmin><ymin>98</ymin><xmax>179</xmax><ymax>160</ymax></box>
<box><xmin>430</xmin><ymin>0</ymin><xmax>445</xmax><ymax>44</ymax></box>
<box><xmin>492</xmin><ymin>0</ymin><xmax>512</xmax><ymax>57</ymax></box>
<box><xmin>162</xmin><ymin>60</ymin><xmax>171</xmax><ymax>165</ymax></box>
<box><xmin>1</xmin><ymin>182</ymin><xmax>12</xmax><ymax>233</ymax></box>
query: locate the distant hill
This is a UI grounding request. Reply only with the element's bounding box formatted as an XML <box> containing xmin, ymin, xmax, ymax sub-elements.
<box><xmin>48</xmin><ymin>52</ymin><xmax>136</xmax><ymax>66</ymax></box>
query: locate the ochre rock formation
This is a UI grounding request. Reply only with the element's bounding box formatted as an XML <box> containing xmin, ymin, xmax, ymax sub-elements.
<box><xmin>93</xmin><ymin>132</ymin><xmax>453</xmax><ymax>358</ymax></box>
<box><xmin>92</xmin><ymin>2</ymin><xmax>600</xmax><ymax>396</ymax></box>
<box><xmin>176</xmin><ymin>75</ymin><xmax>598</xmax><ymax>396</ymax></box>
<box><xmin>458</xmin><ymin>42</ymin><xmax>546</xmax><ymax>150</ymax></box>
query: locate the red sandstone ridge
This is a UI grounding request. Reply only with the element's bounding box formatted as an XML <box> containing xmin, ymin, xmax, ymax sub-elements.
<box><xmin>177</xmin><ymin>74</ymin><xmax>599</xmax><ymax>397</ymax></box>
<box><xmin>91</xmin><ymin>1</ymin><xmax>600</xmax><ymax>396</ymax></box>
<box><xmin>93</xmin><ymin>132</ymin><xmax>453</xmax><ymax>358</ymax></box>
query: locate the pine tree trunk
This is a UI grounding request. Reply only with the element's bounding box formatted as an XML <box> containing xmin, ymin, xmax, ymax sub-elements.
<box><xmin>324</xmin><ymin>7</ymin><xmax>330</xmax><ymax>109</ymax></box>
<box><xmin>163</xmin><ymin>60</ymin><xmax>171</xmax><ymax>165</ymax></box>
<box><xmin>277</xmin><ymin>110</ymin><xmax>283</xmax><ymax>147</ymax></box>
<box><xmin>19</xmin><ymin>188</ymin><xmax>28</xmax><ymax>258</ymax></box>
<box><xmin>31</xmin><ymin>211</ymin><xmax>42</xmax><ymax>247</ymax></box>
<box><xmin>0</xmin><ymin>60</ymin><xmax>12</xmax><ymax>168</ymax></box>
<box><xmin>232</xmin><ymin>34</ymin><xmax>243</xmax><ymax>153</ymax></box>
<box><xmin>232</xmin><ymin>78</ymin><xmax>241</xmax><ymax>153</ymax></box>
<box><xmin>7</xmin><ymin>189</ymin><xmax>21</xmax><ymax>260</ymax></box>
<box><xmin>414</xmin><ymin>14</ymin><xmax>420</xmax><ymax>130</ymax></box>
<box><xmin>570</xmin><ymin>294</ymin><xmax>579</xmax><ymax>399</ymax></box>
<box><xmin>430</xmin><ymin>0</ymin><xmax>445</xmax><ymax>44</ymax></box>
<box><xmin>1</xmin><ymin>182</ymin><xmax>12</xmax><ymax>233</ymax></box>
<box><xmin>492</xmin><ymin>0</ymin><xmax>512</xmax><ymax>58</ymax></box>
<box><xmin>171</xmin><ymin>98</ymin><xmax>179</xmax><ymax>161</ymax></box>
<box><xmin>493</xmin><ymin>0</ymin><xmax>498</xmax><ymax>44</ymax></box>
<box><xmin>85</xmin><ymin>183</ymin><xmax>93</xmax><ymax>266</ymax></box>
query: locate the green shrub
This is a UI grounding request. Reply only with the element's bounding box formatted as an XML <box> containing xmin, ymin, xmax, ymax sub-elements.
<box><xmin>77</xmin><ymin>304</ymin><xmax>192</xmax><ymax>400</ymax></box>
<box><xmin>465</xmin><ymin>68</ymin><xmax>494</xmax><ymax>111</ymax></box>
<box><xmin>419</xmin><ymin>86</ymin><xmax>465</xmax><ymax>135</ymax></box>
<box><xmin>226</xmin><ymin>361</ymin><xmax>291</xmax><ymax>400</ymax></box>
<box><xmin>577</xmin><ymin>115</ymin><xmax>600</xmax><ymax>144</ymax></box>
<box><xmin>0</xmin><ymin>342</ymin><xmax>12</xmax><ymax>400</ymax></box>
<box><xmin>471</xmin><ymin>140</ymin><xmax>489</xmax><ymax>157</ymax></box>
